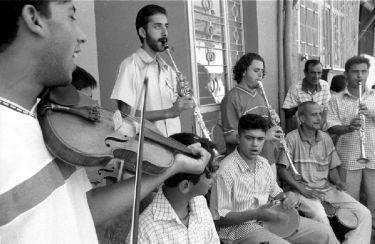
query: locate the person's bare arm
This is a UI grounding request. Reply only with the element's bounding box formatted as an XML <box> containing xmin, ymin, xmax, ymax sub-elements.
<box><xmin>87</xmin><ymin>143</ymin><xmax>211</xmax><ymax>226</ymax></box>
<box><xmin>117</xmin><ymin>98</ymin><xmax>194</xmax><ymax>122</ymax></box>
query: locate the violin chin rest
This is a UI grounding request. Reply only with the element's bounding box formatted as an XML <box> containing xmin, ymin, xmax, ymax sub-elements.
<box><xmin>49</xmin><ymin>84</ymin><xmax>80</xmax><ymax>106</ymax></box>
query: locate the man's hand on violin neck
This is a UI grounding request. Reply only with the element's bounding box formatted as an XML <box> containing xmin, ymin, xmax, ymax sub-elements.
<box><xmin>172</xmin><ymin>142</ymin><xmax>211</xmax><ymax>174</ymax></box>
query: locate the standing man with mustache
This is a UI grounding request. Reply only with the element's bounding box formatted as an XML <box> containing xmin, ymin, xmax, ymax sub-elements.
<box><xmin>111</xmin><ymin>4</ymin><xmax>195</xmax><ymax>137</ymax></box>
<box><xmin>283</xmin><ymin>59</ymin><xmax>331</xmax><ymax>130</ymax></box>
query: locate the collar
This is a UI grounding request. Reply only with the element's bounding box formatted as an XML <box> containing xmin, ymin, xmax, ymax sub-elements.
<box><xmin>232</xmin><ymin>149</ymin><xmax>262</xmax><ymax>173</ymax></box>
<box><xmin>152</xmin><ymin>187</ymin><xmax>204</xmax><ymax>223</ymax></box>
<box><xmin>297</xmin><ymin>125</ymin><xmax>322</xmax><ymax>143</ymax></box>
<box><xmin>301</xmin><ymin>78</ymin><xmax>322</xmax><ymax>93</ymax></box>
<box><xmin>136</xmin><ymin>48</ymin><xmax>169</xmax><ymax>71</ymax></box>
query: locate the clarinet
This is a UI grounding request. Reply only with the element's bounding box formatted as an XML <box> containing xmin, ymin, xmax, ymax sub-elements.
<box><xmin>258</xmin><ymin>81</ymin><xmax>300</xmax><ymax>175</ymax></box>
<box><xmin>164</xmin><ymin>44</ymin><xmax>212</xmax><ymax>141</ymax></box>
<box><xmin>357</xmin><ymin>81</ymin><xmax>369</xmax><ymax>163</ymax></box>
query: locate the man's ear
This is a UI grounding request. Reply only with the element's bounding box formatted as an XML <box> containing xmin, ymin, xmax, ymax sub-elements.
<box><xmin>138</xmin><ymin>27</ymin><xmax>146</xmax><ymax>40</ymax></box>
<box><xmin>178</xmin><ymin>180</ymin><xmax>191</xmax><ymax>194</ymax></box>
<box><xmin>21</xmin><ymin>5</ymin><xmax>47</xmax><ymax>37</ymax></box>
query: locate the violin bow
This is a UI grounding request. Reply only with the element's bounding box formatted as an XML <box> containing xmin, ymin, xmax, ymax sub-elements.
<box><xmin>130</xmin><ymin>77</ymin><xmax>149</xmax><ymax>244</ymax></box>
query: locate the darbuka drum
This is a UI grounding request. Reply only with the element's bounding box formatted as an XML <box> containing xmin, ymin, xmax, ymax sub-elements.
<box><xmin>322</xmin><ymin>201</ymin><xmax>358</xmax><ymax>242</ymax></box>
<box><xmin>262</xmin><ymin>204</ymin><xmax>300</xmax><ymax>238</ymax></box>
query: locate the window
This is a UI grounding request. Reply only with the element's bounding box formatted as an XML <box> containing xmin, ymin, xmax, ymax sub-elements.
<box><xmin>188</xmin><ymin>0</ymin><xmax>245</xmax><ymax>135</ymax></box>
<box><xmin>297</xmin><ymin>0</ymin><xmax>360</xmax><ymax>69</ymax></box>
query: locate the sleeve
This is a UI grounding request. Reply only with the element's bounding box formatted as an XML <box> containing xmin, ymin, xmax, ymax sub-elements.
<box><xmin>327</xmin><ymin>96</ymin><xmax>343</xmax><ymax>129</ymax></box>
<box><xmin>324</xmin><ymin>135</ymin><xmax>342</xmax><ymax>169</ymax></box>
<box><xmin>221</xmin><ymin>93</ymin><xmax>240</xmax><ymax>134</ymax></box>
<box><xmin>282</xmin><ymin>85</ymin><xmax>298</xmax><ymax>109</ymax></box>
<box><xmin>210</xmin><ymin>172</ymin><xmax>233</xmax><ymax>218</ymax></box>
<box><xmin>110</xmin><ymin>58</ymin><xmax>138</xmax><ymax>107</ymax></box>
<box><xmin>266</xmin><ymin>162</ymin><xmax>283</xmax><ymax>197</ymax></box>
<box><xmin>321</xmin><ymin>82</ymin><xmax>331</xmax><ymax>109</ymax></box>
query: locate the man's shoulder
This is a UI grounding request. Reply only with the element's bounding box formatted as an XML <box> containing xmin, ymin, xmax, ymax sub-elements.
<box><xmin>289</xmin><ymin>80</ymin><xmax>304</xmax><ymax>90</ymax></box>
<box><xmin>217</xmin><ymin>154</ymin><xmax>240</xmax><ymax>176</ymax></box>
<box><xmin>319</xmin><ymin>79</ymin><xmax>330</xmax><ymax>91</ymax></box>
<box><xmin>286</xmin><ymin>129</ymin><xmax>300</xmax><ymax>140</ymax></box>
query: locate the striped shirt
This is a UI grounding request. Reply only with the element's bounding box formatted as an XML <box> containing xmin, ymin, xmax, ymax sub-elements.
<box><xmin>0</xmin><ymin>99</ymin><xmax>97</xmax><ymax>244</ymax></box>
<box><xmin>283</xmin><ymin>79</ymin><xmax>331</xmax><ymax>110</ymax></box>
<box><xmin>209</xmin><ymin>150</ymin><xmax>282</xmax><ymax>241</ymax></box>
<box><xmin>327</xmin><ymin>88</ymin><xmax>375</xmax><ymax>170</ymax></box>
<box><xmin>277</xmin><ymin>127</ymin><xmax>341</xmax><ymax>189</ymax></box>
<box><xmin>130</xmin><ymin>187</ymin><xmax>220</xmax><ymax>244</ymax></box>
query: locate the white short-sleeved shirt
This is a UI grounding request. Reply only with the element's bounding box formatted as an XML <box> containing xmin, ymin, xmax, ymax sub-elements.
<box><xmin>0</xmin><ymin>98</ymin><xmax>98</xmax><ymax>244</ymax></box>
<box><xmin>111</xmin><ymin>48</ymin><xmax>181</xmax><ymax>136</ymax></box>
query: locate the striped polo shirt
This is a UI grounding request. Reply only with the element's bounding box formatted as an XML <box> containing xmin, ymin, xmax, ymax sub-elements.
<box><xmin>210</xmin><ymin>150</ymin><xmax>282</xmax><ymax>241</ymax></box>
<box><xmin>277</xmin><ymin>127</ymin><xmax>341</xmax><ymax>190</ymax></box>
<box><xmin>0</xmin><ymin>99</ymin><xmax>98</xmax><ymax>243</ymax></box>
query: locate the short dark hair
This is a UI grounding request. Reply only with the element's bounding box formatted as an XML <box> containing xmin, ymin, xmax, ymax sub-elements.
<box><xmin>304</xmin><ymin>59</ymin><xmax>322</xmax><ymax>72</ymax></box>
<box><xmin>330</xmin><ymin>74</ymin><xmax>346</xmax><ymax>93</ymax></box>
<box><xmin>345</xmin><ymin>56</ymin><xmax>370</xmax><ymax>72</ymax></box>
<box><xmin>164</xmin><ymin>133</ymin><xmax>217</xmax><ymax>188</ymax></box>
<box><xmin>71</xmin><ymin>66</ymin><xmax>97</xmax><ymax>91</ymax></box>
<box><xmin>0</xmin><ymin>0</ymin><xmax>52</xmax><ymax>53</ymax></box>
<box><xmin>233</xmin><ymin>53</ymin><xmax>266</xmax><ymax>84</ymax></box>
<box><xmin>135</xmin><ymin>4</ymin><xmax>167</xmax><ymax>43</ymax></box>
<box><xmin>298</xmin><ymin>101</ymin><xmax>318</xmax><ymax>117</ymax></box>
<box><xmin>238</xmin><ymin>114</ymin><xmax>268</xmax><ymax>135</ymax></box>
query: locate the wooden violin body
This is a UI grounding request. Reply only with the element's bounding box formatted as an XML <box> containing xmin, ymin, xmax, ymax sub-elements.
<box><xmin>37</xmin><ymin>85</ymin><xmax>193</xmax><ymax>175</ymax></box>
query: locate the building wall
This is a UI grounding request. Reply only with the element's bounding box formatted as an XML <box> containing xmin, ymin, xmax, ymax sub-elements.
<box><xmin>242</xmin><ymin>0</ymin><xmax>279</xmax><ymax>110</ymax></box>
<box><xmin>75</xmin><ymin>0</ymin><xmax>100</xmax><ymax>101</ymax></box>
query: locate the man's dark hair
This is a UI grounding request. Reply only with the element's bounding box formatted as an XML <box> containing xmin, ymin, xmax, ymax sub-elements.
<box><xmin>0</xmin><ymin>0</ymin><xmax>52</xmax><ymax>53</ymax></box>
<box><xmin>304</xmin><ymin>59</ymin><xmax>322</xmax><ymax>72</ymax></box>
<box><xmin>345</xmin><ymin>56</ymin><xmax>370</xmax><ymax>72</ymax></box>
<box><xmin>135</xmin><ymin>4</ymin><xmax>167</xmax><ymax>43</ymax></box>
<box><xmin>238</xmin><ymin>114</ymin><xmax>268</xmax><ymax>135</ymax></box>
<box><xmin>233</xmin><ymin>53</ymin><xmax>266</xmax><ymax>84</ymax></box>
<box><xmin>330</xmin><ymin>74</ymin><xmax>346</xmax><ymax>93</ymax></box>
<box><xmin>164</xmin><ymin>133</ymin><xmax>217</xmax><ymax>188</ymax></box>
<box><xmin>298</xmin><ymin>101</ymin><xmax>318</xmax><ymax>117</ymax></box>
<box><xmin>71</xmin><ymin>66</ymin><xmax>98</xmax><ymax>91</ymax></box>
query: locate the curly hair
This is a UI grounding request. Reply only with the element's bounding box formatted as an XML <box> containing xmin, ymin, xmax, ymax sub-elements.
<box><xmin>232</xmin><ymin>53</ymin><xmax>265</xmax><ymax>84</ymax></box>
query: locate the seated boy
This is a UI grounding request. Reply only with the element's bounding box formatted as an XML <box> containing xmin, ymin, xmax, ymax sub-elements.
<box><xmin>210</xmin><ymin>113</ymin><xmax>338</xmax><ymax>244</ymax></box>
<box><xmin>127</xmin><ymin>133</ymin><xmax>220</xmax><ymax>244</ymax></box>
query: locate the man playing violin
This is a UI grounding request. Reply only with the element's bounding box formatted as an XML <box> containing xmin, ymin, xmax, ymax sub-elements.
<box><xmin>111</xmin><ymin>4</ymin><xmax>195</xmax><ymax>137</ymax></box>
<box><xmin>210</xmin><ymin>114</ymin><xmax>338</xmax><ymax>244</ymax></box>
<box><xmin>127</xmin><ymin>133</ymin><xmax>220</xmax><ymax>244</ymax></box>
<box><xmin>278</xmin><ymin>101</ymin><xmax>371</xmax><ymax>243</ymax></box>
<box><xmin>0</xmin><ymin>1</ymin><xmax>211</xmax><ymax>243</ymax></box>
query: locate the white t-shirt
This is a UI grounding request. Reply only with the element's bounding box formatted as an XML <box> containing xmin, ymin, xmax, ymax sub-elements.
<box><xmin>0</xmin><ymin>98</ymin><xmax>98</xmax><ymax>244</ymax></box>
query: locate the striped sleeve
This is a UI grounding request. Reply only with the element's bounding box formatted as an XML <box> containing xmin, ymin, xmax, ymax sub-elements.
<box><xmin>214</xmin><ymin>172</ymin><xmax>234</xmax><ymax>217</ymax></box>
<box><xmin>282</xmin><ymin>85</ymin><xmax>298</xmax><ymax>109</ymax></box>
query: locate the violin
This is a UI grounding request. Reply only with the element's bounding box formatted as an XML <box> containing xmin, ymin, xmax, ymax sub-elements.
<box><xmin>37</xmin><ymin>85</ymin><xmax>196</xmax><ymax>175</ymax></box>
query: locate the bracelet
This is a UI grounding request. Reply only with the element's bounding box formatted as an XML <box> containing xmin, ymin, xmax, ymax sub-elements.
<box><xmin>348</xmin><ymin>124</ymin><xmax>354</xmax><ymax>132</ymax></box>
